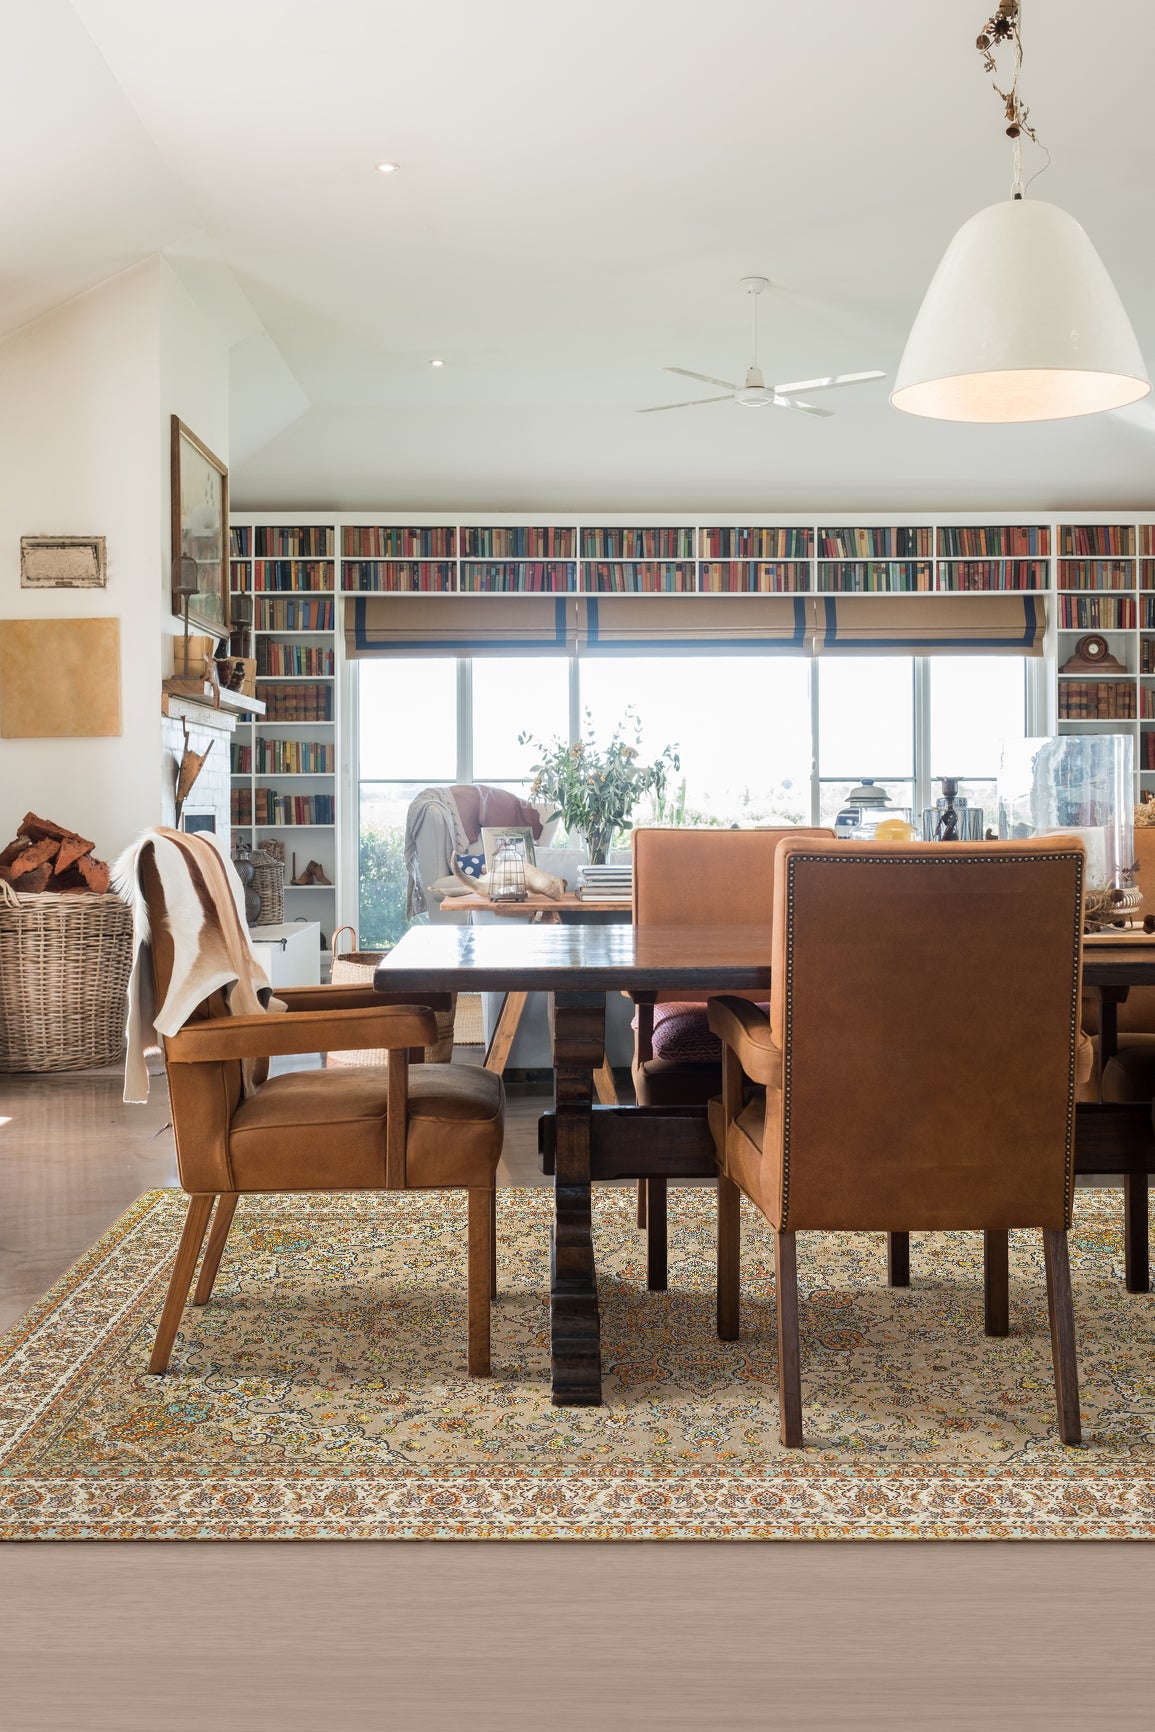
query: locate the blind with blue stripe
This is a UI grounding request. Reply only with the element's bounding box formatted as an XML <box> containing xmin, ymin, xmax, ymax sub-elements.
<box><xmin>344</xmin><ymin>592</ymin><xmax>1044</xmax><ymax>658</ymax></box>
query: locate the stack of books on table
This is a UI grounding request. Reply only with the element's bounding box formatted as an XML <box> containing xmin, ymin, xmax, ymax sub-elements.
<box><xmin>576</xmin><ymin>864</ymin><xmax>633</xmax><ymax>902</ymax></box>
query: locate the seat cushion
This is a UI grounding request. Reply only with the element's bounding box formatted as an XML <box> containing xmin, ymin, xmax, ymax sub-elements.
<box><xmin>228</xmin><ymin>1062</ymin><xmax>503</xmax><ymax>1191</ymax></box>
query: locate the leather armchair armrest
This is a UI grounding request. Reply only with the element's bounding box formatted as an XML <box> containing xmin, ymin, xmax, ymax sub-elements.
<box><xmin>707</xmin><ymin>996</ymin><xmax>782</xmax><ymax>1088</ymax></box>
<box><xmin>277</xmin><ymin>984</ymin><xmax>453</xmax><ymax>1014</ymax></box>
<box><xmin>165</xmin><ymin>1004</ymin><xmax>438</xmax><ymax>1063</ymax></box>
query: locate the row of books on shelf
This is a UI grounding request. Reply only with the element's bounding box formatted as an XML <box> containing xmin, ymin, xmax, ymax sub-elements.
<box><xmin>1058</xmin><ymin>597</ymin><xmax>1137</xmax><ymax>629</ymax></box>
<box><xmin>256</xmin><ymin>643</ymin><xmax>335</xmax><ymax>676</ymax></box>
<box><xmin>1144</xmin><ymin>735</ymin><xmax>1155</xmax><ymax>770</ymax></box>
<box><xmin>230</xmin><ymin>527</ymin><xmax>334</xmax><ymax>558</ymax></box>
<box><xmin>1056</xmin><ymin>561</ymin><xmax>1136</xmax><ymax>591</ymax></box>
<box><xmin>243</xmin><ymin>561</ymin><xmax>335</xmax><ymax>593</ymax></box>
<box><xmin>229</xmin><ymin>524</ymin><xmax>1155</xmax><ymax>565</ymax></box>
<box><xmin>231</xmin><ymin>791</ymin><xmax>336</xmax><ymax>826</ymax></box>
<box><xmin>459</xmin><ymin>562</ymin><xmax>576</xmax><ymax>593</ymax></box>
<box><xmin>251</xmin><ymin>597</ymin><xmax>335</xmax><ymax>631</ymax></box>
<box><xmin>259</xmin><ymin>684</ymin><xmax>333</xmax><ymax>721</ymax></box>
<box><xmin>1059</xmin><ymin>526</ymin><xmax>1152</xmax><ymax>557</ymax></box>
<box><xmin>816</xmin><ymin>562</ymin><xmax>933</xmax><ymax>592</ymax></box>
<box><xmin>231</xmin><ymin>741</ymin><xmax>335</xmax><ymax>774</ymax></box>
<box><xmin>1057</xmin><ymin>683</ymin><xmax>1137</xmax><ymax>719</ymax></box>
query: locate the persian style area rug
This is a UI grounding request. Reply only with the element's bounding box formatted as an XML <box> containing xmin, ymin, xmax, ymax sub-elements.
<box><xmin>1</xmin><ymin>1187</ymin><xmax>1153</xmax><ymax>1540</ymax></box>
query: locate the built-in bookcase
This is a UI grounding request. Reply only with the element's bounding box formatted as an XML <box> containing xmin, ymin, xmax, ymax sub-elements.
<box><xmin>227</xmin><ymin>512</ymin><xmax>1155</xmax><ymax>940</ymax></box>
<box><xmin>229</xmin><ymin>523</ymin><xmax>339</xmax><ymax>945</ymax></box>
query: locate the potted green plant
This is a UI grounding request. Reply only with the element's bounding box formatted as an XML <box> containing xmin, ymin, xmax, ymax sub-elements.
<box><xmin>519</xmin><ymin>710</ymin><xmax>679</xmax><ymax>864</ymax></box>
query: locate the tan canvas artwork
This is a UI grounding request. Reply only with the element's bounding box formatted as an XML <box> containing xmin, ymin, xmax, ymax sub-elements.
<box><xmin>0</xmin><ymin>618</ymin><xmax>122</xmax><ymax>737</ymax></box>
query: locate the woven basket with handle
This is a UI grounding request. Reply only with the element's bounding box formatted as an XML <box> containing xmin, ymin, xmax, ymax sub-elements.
<box><xmin>0</xmin><ymin>883</ymin><xmax>132</xmax><ymax>1072</ymax></box>
<box><xmin>325</xmin><ymin>926</ymin><xmax>455</xmax><ymax>1066</ymax></box>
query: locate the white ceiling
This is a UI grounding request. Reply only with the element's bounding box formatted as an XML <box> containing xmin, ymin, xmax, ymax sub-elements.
<box><xmin>7</xmin><ymin>1</ymin><xmax>1155</xmax><ymax>510</ymax></box>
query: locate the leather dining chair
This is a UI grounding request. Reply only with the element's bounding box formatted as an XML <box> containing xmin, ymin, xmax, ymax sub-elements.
<box><xmin>630</xmin><ymin>826</ymin><xmax>836</xmax><ymax>1111</ymax></box>
<box><xmin>137</xmin><ymin>839</ymin><xmax>505</xmax><ymax>1379</ymax></box>
<box><xmin>629</xmin><ymin>827</ymin><xmax>835</xmax><ymax>1274</ymax></box>
<box><xmin>707</xmin><ymin>836</ymin><xmax>1090</xmax><ymax>1448</ymax></box>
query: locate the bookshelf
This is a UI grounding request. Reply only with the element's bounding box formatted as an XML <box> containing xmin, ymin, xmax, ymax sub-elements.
<box><xmin>228</xmin><ymin>523</ymin><xmax>339</xmax><ymax>943</ymax></box>
<box><xmin>227</xmin><ymin>511</ymin><xmax>1155</xmax><ymax>941</ymax></box>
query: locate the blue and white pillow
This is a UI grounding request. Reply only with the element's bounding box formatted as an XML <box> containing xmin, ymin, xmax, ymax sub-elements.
<box><xmin>455</xmin><ymin>852</ymin><xmax>487</xmax><ymax>879</ymax></box>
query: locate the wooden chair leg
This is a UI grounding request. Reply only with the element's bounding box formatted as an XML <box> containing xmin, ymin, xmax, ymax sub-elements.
<box><xmin>1043</xmin><ymin>1229</ymin><xmax>1081</xmax><ymax>1447</ymax></box>
<box><xmin>646</xmin><ymin>1176</ymin><xmax>668</xmax><ymax>1291</ymax></box>
<box><xmin>775</xmin><ymin>1229</ymin><xmax>803</xmax><ymax>1448</ymax></box>
<box><xmin>887</xmin><ymin>1231</ymin><xmax>910</xmax><ymax>1287</ymax></box>
<box><xmin>149</xmin><ymin>1194</ymin><xmax>216</xmax><ymax>1375</ymax></box>
<box><xmin>717</xmin><ymin>1173</ymin><xmax>740</xmax><ymax>1341</ymax></box>
<box><xmin>193</xmin><ymin>1192</ymin><xmax>239</xmax><ymax>1306</ymax></box>
<box><xmin>489</xmin><ymin>1186</ymin><xmax>498</xmax><ymax>1300</ymax></box>
<box><xmin>467</xmin><ymin>1187</ymin><xmax>493</xmax><ymax>1377</ymax></box>
<box><xmin>636</xmin><ymin>1178</ymin><xmax>647</xmax><ymax>1229</ymax></box>
<box><xmin>1124</xmin><ymin>1172</ymin><xmax>1150</xmax><ymax>1293</ymax></box>
<box><xmin>983</xmin><ymin>1228</ymin><xmax>1010</xmax><ymax>1337</ymax></box>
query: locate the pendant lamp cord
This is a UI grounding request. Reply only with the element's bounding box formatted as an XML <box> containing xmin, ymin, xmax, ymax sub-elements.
<box><xmin>976</xmin><ymin>0</ymin><xmax>1049</xmax><ymax>199</ymax></box>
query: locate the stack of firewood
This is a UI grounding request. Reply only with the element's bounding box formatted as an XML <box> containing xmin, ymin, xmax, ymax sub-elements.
<box><xmin>0</xmin><ymin>813</ymin><xmax>111</xmax><ymax>894</ymax></box>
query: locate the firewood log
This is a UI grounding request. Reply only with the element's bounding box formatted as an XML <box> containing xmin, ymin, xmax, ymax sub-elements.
<box><xmin>8</xmin><ymin>837</ymin><xmax>59</xmax><ymax>877</ymax></box>
<box><xmin>53</xmin><ymin>834</ymin><xmax>97</xmax><ymax>874</ymax></box>
<box><xmin>75</xmin><ymin>854</ymin><xmax>111</xmax><ymax>894</ymax></box>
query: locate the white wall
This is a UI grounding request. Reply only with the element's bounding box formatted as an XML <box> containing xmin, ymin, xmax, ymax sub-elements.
<box><xmin>0</xmin><ymin>257</ymin><xmax>230</xmax><ymax>862</ymax></box>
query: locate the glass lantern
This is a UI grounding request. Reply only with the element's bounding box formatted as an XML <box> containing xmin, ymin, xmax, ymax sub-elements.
<box><xmin>997</xmin><ymin>735</ymin><xmax>1138</xmax><ymax>927</ymax></box>
<box><xmin>489</xmin><ymin>835</ymin><xmax>528</xmax><ymax>902</ymax></box>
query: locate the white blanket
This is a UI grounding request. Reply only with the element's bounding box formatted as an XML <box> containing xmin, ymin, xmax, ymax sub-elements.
<box><xmin>113</xmin><ymin>827</ymin><xmax>284</xmax><ymax>1104</ymax></box>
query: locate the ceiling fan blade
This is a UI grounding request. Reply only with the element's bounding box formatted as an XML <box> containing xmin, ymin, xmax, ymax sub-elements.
<box><xmin>773</xmin><ymin>397</ymin><xmax>835</xmax><ymax>418</ymax></box>
<box><xmin>771</xmin><ymin>370</ymin><xmax>886</xmax><ymax>395</ymax></box>
<box><xmin>666</xmin><ymin>366</ymin><xmax>738</xmax><ymax>391</ymax></box>
<box><xmin>637</xmin><ymin>396</ymin><xmax>733</xmax><ymax>413</ymax></box>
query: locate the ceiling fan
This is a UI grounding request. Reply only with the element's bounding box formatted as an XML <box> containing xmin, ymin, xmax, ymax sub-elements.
<box><xmin>639</xmin><ymin>277</ymin><xmax>885</xmax><ymax>417</ymax></box>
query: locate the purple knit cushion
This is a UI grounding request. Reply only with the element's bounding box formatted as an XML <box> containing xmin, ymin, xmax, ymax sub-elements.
<box><xmin>648</xmin><ymin>1001</ymin><xmax>770</xmax><ymax>1063</ymax></box>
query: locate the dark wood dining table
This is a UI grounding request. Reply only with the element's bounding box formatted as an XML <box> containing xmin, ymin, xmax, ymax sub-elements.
<box><xmin>377</xmin><ymin>922</ymin><xmax>1155</xmax><ymax>1406</ymax></box>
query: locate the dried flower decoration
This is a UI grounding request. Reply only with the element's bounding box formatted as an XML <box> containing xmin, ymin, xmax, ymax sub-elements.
<box><xmin>976</xmin><ymin>0</ymin><xmax>1041</xmax><ymax>155</ymax></box>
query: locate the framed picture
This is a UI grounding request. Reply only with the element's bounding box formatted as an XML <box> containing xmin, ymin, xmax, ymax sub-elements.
<box><xmin>20</xmin><ymin>536</ymin><xmax>106</xmax><ymax>589</ymax></box>
<box><xmin>171</xmin><ymin>417</ymin><xmax>229</xmax><ymax>637</ymax></box>
<box><xmin>481</xmin><ymin>825</ymin><xmax>537</xmax><ymax>869</ymax></box>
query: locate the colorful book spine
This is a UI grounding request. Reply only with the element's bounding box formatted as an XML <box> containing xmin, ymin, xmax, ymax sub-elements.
<box><xmin>1059</xmin><ymin>595</ymin><xmax>1136</xmax><ymax>629</ymax></box>
<box><xmin>582</xmin><ymin>561</ymin><xmax>695</xmax><ymax>592</ymax></box>
<box><xmin>253</xmin><ymin>527</ymin><xmax>333</xmax><ymax>557</ymax></box>
<box><xmin>341</xmin><ymin>526</ymin><xmax>456</xmax><ymax>557</ymax></box>
<box><xmin>817</xmin><ymin>561</ymin><xmax>933</xmax><ymax>592</ymax></box>
<box><xmin>253</xmin><ymin>792</ymin><xmax>336</xmax><ymax>826</ymax></box>
<box><xmin>580</xmin><ymin>528</ymin><xmax>695</xmax><ymax>559</ymax></box>
<box><xmin>256</xmin><ymin>643</ymin><xmax>336</xmax><ymax>676</ymax></box>
<box><xmin>459</xmin><ymin>561</ymin><xmax>575</xmax><ymax>592</ymax></box>
<box><xmin>697</xmin><ymin>561</ymin><xmax>810</xmax><ymax>593</ymax></box>
<box><xmin>1057</xmin><ymin>560</ymin><xmax>1135</xmax><ymax>591</ymax></box>
<box><xmin>935</xmin><ymin>560</ymin><xmax>1046</xmax><ymax>591</ymax></box>
<box><xmin>817</xmin><ymin>527</ymin><xmax>933</xmax><ymax>558</ymax></box>
<box><xmin>342</xmin><ymin>560</ymin><xmax>454</xmax><ymax>592</ymax></box>
<box><xmin>460</xmin><ymin>527</ymin><xmax>576</xmax><ymax>557</ymax></box>
<box><xmin>698</xmin><ymin>527</ymin><xmax>812</xmax><ymax>559</ymax></box>
<box><xmin>1059</xmin><ymin>525</ymin><xmax>1137</xmax><ymax>557</ymax></box>
<box><xmin>252</xmin><ymin>561</ymin><xmax>335</xmax><ymax>593</ymax></box>
<box><xmin>936</xmin><ymin>525</ymin><xmax>1050</xmax><ymax>557</ymax></box>
<box><xmin>255</xmin><ymin>597</ymin><xmax>334</xmax><ymax>630</ymax></box>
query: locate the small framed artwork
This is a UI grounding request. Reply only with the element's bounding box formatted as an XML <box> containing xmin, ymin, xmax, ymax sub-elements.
<box><xmin>20</xmin><ymin>536</ymin><xmax>106</xmax><ymax>589</ymax></box>
<box><xmin>171</xmin><ymin>416</ymin><xmax>229</xmax><ymax>637</ymax></box>
<box><xmin>481</xmin><ymin>825</ymin><xmax>537</xmax><ymax>869</ymax></box>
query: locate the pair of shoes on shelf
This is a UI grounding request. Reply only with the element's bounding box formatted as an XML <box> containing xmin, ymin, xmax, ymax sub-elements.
<box><xmin>290</xmin><ymin>856</ymin><xmax>332</xmax><ymax>886</ymax></box>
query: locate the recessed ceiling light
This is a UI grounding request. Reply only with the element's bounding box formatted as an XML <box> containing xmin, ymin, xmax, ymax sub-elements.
<box><xmin>430</xmin><ymin>358</ymin><xmax>444</xmax><ymax>367</ymax></box>
<box><xmin>375</xmin><ymin>161</ymin><xmax>399</xmax><ymax>175</ymax></box>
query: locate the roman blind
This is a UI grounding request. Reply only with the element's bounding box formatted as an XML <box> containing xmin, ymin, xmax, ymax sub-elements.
<box><xmin>577</xmin><ymin>594</ymin><xmax>813</xmax><ymax>655</ymax></box>
<box><xmin>814</xmin><ymin>594</ymin><xmax>1045</xmax><ymax>655</ymax></box>
<box><xmin>343</xmin><ymin>594</ymin><xmax>577</xmax><ymax>658</ymax></box>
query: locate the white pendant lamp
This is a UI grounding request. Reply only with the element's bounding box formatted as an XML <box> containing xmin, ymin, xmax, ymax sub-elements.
<box><xmin>891</xmin><ymin>4</ymin><xmax>1149</xmax><ymax>423</ymax></box>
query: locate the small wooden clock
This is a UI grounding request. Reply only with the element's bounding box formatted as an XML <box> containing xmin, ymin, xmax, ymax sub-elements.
<box><xmin>1059</xmin><ymin>633</ymin><xmax>1127</xmax><ymax>674</ymax></box>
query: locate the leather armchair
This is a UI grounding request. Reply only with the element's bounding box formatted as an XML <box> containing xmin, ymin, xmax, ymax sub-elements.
<box><xmin>139</xmin><ymin>843</ymin><xmax>504</xmax><ymax>1379</ymax></box>
<box><xmin>708</xmin><ymin>837</ymin><xmax>1088</xmax><ymax>1448</ymax></box>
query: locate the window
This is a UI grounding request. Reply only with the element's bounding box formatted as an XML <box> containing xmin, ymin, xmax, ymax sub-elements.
<box><xmin>356</xmin><ymin>653</ymin><xmax>1030</xmax><ymax>940</ymax></box>
<box><xmin>579</xmin><ymin>657</ymin><xmax>812</xmax><ymax>826</ymax></box>
<box><xmin>817</xmin><ymin>657</ymin><xmax>915</xmax><ymax>827</ymax></box>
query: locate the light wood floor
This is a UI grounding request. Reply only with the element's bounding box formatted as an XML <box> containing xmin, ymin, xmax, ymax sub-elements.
<box><xmin>0</xmin><ymin>1059</ymin><xmax>1151</xmax><ymax>1730</ymax></box>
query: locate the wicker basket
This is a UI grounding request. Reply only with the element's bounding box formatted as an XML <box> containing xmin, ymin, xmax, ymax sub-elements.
<box><xmin>235</xmin><ymin>848</ymin><xmax>285</xmax><ymax>925</ymax></box>
<box><xmin>0</xmin><ymin>886</ymin><xmax>132</xmax><ymax>1072</ymax></box>
<box><xmin>325</xmin><ymin>926</ymin><xmax>455</xmax><ymax>1067</ymax></box>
